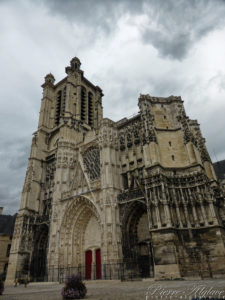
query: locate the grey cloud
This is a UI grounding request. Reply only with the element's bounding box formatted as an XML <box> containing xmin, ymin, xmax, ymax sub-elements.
<box><xmin>150</xmin><ymin>76</ymin><xmax>183</xmax><ymax>97</ymax></box>
<box><xmin>0</xmin><ymin>137</ymin><xmax>30</xmax><ymax>214</ymax></box>
<box><xmin>201</xmin><ymin>106</ymin><xmax>225</xmax><ymax>162</ymax></box>
<box><xmin>0</xmin><ymin>184</ymin><xmax>22</xmax><ymax>215</ymax></box>
<box><xmin>8</xmin><ymin>139</ymin><xmax>30</xmax><ymax>170</ymax></box>
<box><xmin>141</xmin><ymin>0</ymin><xmax>225</xmax><ymax>60</ymax></box>
<box><xmin>208</xmin><ymin>73</ymin><xmax>225</xmax><ymax>92</ymax></box>
<box><xmin>143</xmin><ymin>31</ymin><xmax>191</xmax><ymax>60</ymax></box>
<box><xmin>40</xmin><ymin>0</ymin><xmax>145</xmax><ymax>29</ymax></box>
<box><xmin>39</xmin><ymin>0</ymin><xmax>225</xmax><ymax>60</ymax></box>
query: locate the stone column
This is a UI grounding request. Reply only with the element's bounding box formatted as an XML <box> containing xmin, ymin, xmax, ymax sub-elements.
<box><xmin>196</xmin><ymin>186</ymin><xmax>209</xmax><ymax>226</ymax></box>
<box><xmin>99</xmin><ymin>120</ymin><xmax>122</xmax><ymax>265</ymax></box>
<box><xmin>161</xmin><ymin>182</ymin><xmax>172</xmax><ymax>227</ymax></box>
<box><xmin>187</xmin><ymin>189</ymin><xmax>199</xmax><ymax>227</ymax></box>
<box><xmin>172</xmin><ymin>189</ymin><xmax>183</xmax><ymax>228</ymax></box>
<box><xmin>180</xmin><ymin>189</ymin><xmax>191</xmax><ymax>228</ymax></box>
<box><xmin>153</xmin><ymin>187</ymin><xmax>161</xmax><ymax>228</ymax></box>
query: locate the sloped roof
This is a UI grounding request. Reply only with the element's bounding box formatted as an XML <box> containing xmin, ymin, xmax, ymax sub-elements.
<box><xmin>213</xmin><ymin>160</ymin><xmax>225</xmax><ymax>180</ymax></box>
<box><xmin>0</xmin><ymin>214</ymin><xmax>17</xmax><ymax>235</ymax></box>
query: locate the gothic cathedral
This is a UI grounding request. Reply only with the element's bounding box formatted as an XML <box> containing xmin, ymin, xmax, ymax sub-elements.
<box><xmin>6</xmin><ymin>58</ymin><xmax>225</xmax><ymax>283</ymax></box>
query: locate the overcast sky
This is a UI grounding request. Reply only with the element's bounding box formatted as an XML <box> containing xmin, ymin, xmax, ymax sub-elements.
<box><xmin>1</xmin><ymin>0</ymin><xmax>225</xmax><ymax>215</ymax></box>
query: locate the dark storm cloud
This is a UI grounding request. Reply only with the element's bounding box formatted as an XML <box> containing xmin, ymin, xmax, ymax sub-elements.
<box><xmin>7</xmin><ymin>138</ymin><xmax>30</xmax><ymax>170</ymax></box>
<box><xmin>0</xmin><ymin>136</ymin><xmax>30</xmax><ymax>214</ymax></box>
<box><xmin>0</xmin><ymin>185</ymin><xmax>21</xmax><ymax>215</ymax></box>
<box><xmin>40</xmin><ymin>0</ymin><xmax>145</xmax><ymax>31</ymax></box>
<box><xmin>41</xmin><ymin>0</ymin><xmax>225</xmax><ymax>60</ymax></box>
<box><xmin>141</xmin><ymin>0</ymin><xmax>225</xmax><ymax>60</ymax></box>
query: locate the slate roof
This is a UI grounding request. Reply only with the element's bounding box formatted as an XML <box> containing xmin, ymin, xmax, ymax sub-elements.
<box><xmin>0</xmin><ymin>214</ymin><xmax>17</xmax><ymax>235</ymax></box>
<box><xmin>213</xmin><ymin>160</ymin><xmax>225</xmax><ymax>180</ymax></box>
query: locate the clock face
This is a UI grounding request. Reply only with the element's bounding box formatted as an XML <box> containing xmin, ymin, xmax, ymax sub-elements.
<box><xmin>83</xmin><ymin>148</ymin><xmax>100</xmax><ymax>181</ymax></box>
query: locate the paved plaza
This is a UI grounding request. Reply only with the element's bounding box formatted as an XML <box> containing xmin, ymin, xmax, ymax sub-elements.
<box><xmin>1</xmin><ymin>279</ymin><xmax>225</xmax><ymax>300</ymax></box>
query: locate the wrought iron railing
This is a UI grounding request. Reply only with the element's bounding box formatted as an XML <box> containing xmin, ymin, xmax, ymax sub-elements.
<box><xmin>47</xmin><ymin>261</ymin><xmax>153</xmax><ymax>283</ymax></box>
<box><xmin>15</xmin><ymin>261</ymin><xmax>153</xmax><ymax>283</ymax></box>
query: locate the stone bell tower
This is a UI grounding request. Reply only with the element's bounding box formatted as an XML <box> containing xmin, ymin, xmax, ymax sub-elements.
<box><xmin>39</xmin><ymin>57</ymin><xmax>103</xmax><ymax>131</ymax></box>
<box><xmin>6</xmin><ymin>57</ymin><xmax>113</xmax><ymax>283</ymax></box>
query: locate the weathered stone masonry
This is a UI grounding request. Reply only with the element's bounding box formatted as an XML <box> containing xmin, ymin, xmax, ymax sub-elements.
<box><xmin>6</xmin><ymin>57</ymin><xmax>225</xmax><ymax>283</ymax></box>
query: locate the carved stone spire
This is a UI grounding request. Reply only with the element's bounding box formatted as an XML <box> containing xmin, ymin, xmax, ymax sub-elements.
<box><xmin>65</xmin><ymin>57</ymin><xmax>82</xmax><ymax>74</ymax></box>
<box><xmin>41</xmin><ymin>73</ymin><xmax>55</xmax><ymax>88</ymax></box>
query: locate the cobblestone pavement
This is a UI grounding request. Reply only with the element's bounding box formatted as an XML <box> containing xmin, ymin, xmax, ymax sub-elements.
<box><xmin>1</xmin><ymin>279</ymin><xmax>225</xmax><ymax>300</ymax></box>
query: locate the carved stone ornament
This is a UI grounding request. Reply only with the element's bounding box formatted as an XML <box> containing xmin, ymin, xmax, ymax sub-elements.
<box><xmin>139</xmin><ymin>97</ymin><xmax>157</xmax><ymax>143</ymax></box>
<box><xmin>22</xmin><ymin>164</ymin><xmax>34</xmax><ymax>193</ymax></box>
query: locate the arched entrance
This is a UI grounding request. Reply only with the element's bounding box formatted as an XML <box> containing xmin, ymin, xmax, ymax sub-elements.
<box><xmin>30</xmin><ymin>224</ymin><xmax>48</xmax><ymax>281</ymax></box>
<box><xmin>59</xmin><ymin>196</ymin><xmax>102</xmax><ymax>279</ymax></box>
<box><xmin>121</xmin><ymin>201</ymin><xmax>154</xmax><ymax>278</ymax></box>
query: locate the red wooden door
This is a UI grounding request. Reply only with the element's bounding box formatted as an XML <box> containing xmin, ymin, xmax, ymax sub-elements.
<box><xmin>96</xmin><ymin>249</ymin><xmax>101</xmax><ymax>279</ymax></box>
<box><xmin>85</xmin><ymin>250</ymin><xmax>92</xmax><ymax>279</ymax></box>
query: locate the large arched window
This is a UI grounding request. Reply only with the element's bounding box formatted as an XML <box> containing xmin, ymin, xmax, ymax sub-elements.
<box><xmin>88</xmin><ymin>92</ymin><xmax>93</xmax><ymax>127</ymax></box>
<box><xmin>81</xmin><ymin>87</ymin><xmax>86</xmax><ymax>122</ymax></box>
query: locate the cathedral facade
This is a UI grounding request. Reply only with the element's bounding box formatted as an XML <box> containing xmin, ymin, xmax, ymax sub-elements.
<box><xmin>6</xmin><ymin>58</ymin><xmax>225</xmax><ymax>283</ymax></box>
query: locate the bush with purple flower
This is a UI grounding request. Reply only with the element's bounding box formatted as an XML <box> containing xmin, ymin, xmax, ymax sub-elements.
<box><xmin>61</xmin><ymin>274</ymin><xmax>87</xmax><ymax>299</ymax></box>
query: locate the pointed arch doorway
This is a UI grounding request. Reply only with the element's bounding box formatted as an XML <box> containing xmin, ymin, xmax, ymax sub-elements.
<box><xmin>30</xmin><ymin>224</ymin><xmax>48</xmax><ymax>281</ymax></box>
<box><xmin>121</xmin><ymin>201</ymin><xmax>154</xmax><ymax>278</ymax></box>
<box><xmin>59</xmin><ymin>196</ymin><xmax>103</xmax><ymax>280</ymax></box>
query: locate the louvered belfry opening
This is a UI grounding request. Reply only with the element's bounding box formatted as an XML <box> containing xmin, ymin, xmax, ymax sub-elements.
<box><xmin>88</xmin><ymin>92</ymin><xmax>93</xmax><ymax>127</ymax></box>
<box><xmin>55</xmin><ymin>90</ymin><xmax>62</xmax><ymax>126</ymax></box>
<box><xmin>81</xmin><ymin>86</ymin><xmax>86</xmax><ymax>122</ymax></box>
<box><xmin>62</xmin><ymin>86</ymin><xmax>66</xmax><ymax>116</ymax></box>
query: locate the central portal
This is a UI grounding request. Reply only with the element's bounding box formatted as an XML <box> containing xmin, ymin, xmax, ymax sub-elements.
<box><xmin>59</xmin><ymin>197</ymin><xmax>103</xmax><ymax>279</ymax></box>
<box><xmin>85</xmin><ymin>249</ymin><xmax>101</xmax><ymax>279</ymax></box>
